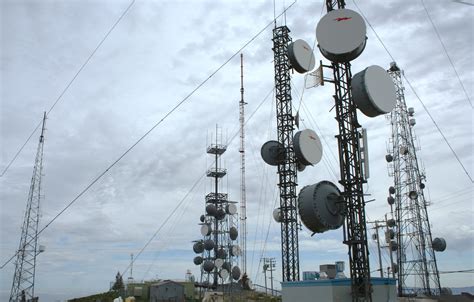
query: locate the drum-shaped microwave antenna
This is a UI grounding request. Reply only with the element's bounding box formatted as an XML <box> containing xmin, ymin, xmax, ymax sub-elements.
<box><xmin>293</xmin><ymin>129</ymin><xmax>323</xmax><ymax>166</ymax></box>
<box><xmin>387</xmin><ymin>218</ymin><xmax>396</xmax><ymax>227</ymax></box>
<box><xmin>385</xmin><ymin>229</ymin><xmax>395</xmax><ymax>242</ymax></box>
<box><xmin>215</xmin><ymin>258</ymin><xmax>224</xmax><ymax>269</ymax></box>
<box><xmin>193</xmin><ymin>241</ymin><xmax>204</xmax><ymax>254</ymax></box>
<box><xmin>232</xmin><ymin>266</ymin><xmax>241</xmax><ymax>280</ymax></box>
<box><xmin>432</xmin><ymin>237</ymin><xmax>447</xmax><ymax>252</ymax></box>
<box><xmin>203</xmin><ymin>260</ymin><xmax>215</xmax><ymax>272</ymax></box>
<box><xmin>231</xmin><ymin>245</ymin><xmax>241</xmax><ymax>257</ymax></box>
<box><xmin>297</xmin><ymin>181</ymin><xmax>346</xmax><ymax>234</ymax></box>
<box><xmin>390</xmin><ymin>241</ymin><xmax>398</xmax><ymax>251</ymax></box>
<box><xmin>288</xmin><ymin>39</ymin><xmax>316</xmax><ymax>73</ymax></box>
<box><xmin>226</xmin><ymin>204</ymin><xmax>238</xmax><ymax>215</ymax></box>
<box><xmin>389</xmin><ymin>186</ymin><xmax>396</xmax><ymax>194</ymax></box>
<box><xmin>200</xmin><ymin>224</ymin><xmax>212</xmax><ymax>236</ymax></box>
<box><xmin>206</xmin><ymin>204</ymin><xmax>217</xmax><ymax>216</ymax></box>
<box><xmin>273</xmin><ymin>208</ymin><xmax>283</xmax><ymax>223</ymax></box>
<box><xmin>352</xmin><ymin>65</ymin><xmax>397</xmax><ymax>117</ymax></box>
<box><xmin>222</xmin><ymin>262</ymin><xmax>231</xmax><ymax>271</ymax></box>
<box><xmin>229</xmin><ymin>227</ymin><xmax>238</xmax><ymax>240</ymax></box>
<box><xmin>387</xmin><ymin>196</ymin><xmax>395</xmax><ymax>205</ymax></box>
<box><xmin>216</xmin><ymin>248</ymin><xmax>227</xmax><ymax>259</ymax></box>
<box><xmin>220</xmin><ymin>269</ymin><xmax>230</xmax><ymax>280</ymax></box>
<box><xmin>204</xmin><ymin>239</ymin><xmax>215</xmax><ymax>251</ymax></box>
<box><xmin>409</xmin><ymin>191</ymin><xmax>418</xmax><ymax>200</ymax></box>
<box><xmin>200</xmin><ymin>214</ymin><xmax>206</xmax><ymax>222</ymax></box>
<box><xmin>216</xmin><ymin>208</ymin><xmax>226</xmax><ymax>220</ymax></box>
<box><xmin>261</xmin><ymin>140</ymin><xmax>286</xmax><ymax>166</ymax></box>
<box><xmin>385</xmin><ymin>154</ymin><xmax>393</xmax><ymax>162</ymax></box>
<box><xmin>316</xmin><ymin>9</ymin><xmax>367</xmax><ymax>62</ymax></box>
<box><xmin>194</xmin><ymin>256</ymin><xmax>203</xmax><ymax>265</ymax></box>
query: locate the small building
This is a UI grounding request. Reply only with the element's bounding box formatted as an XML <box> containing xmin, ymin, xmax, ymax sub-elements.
<box><xmin>281</xmin><ymin>278</ymin><xmax>396</xmax><ymax>302</ymax></box>
<box><xmin>149</xmin><ymin>280</ymin><xmax>185</xmax><ymax>302</ymax></box>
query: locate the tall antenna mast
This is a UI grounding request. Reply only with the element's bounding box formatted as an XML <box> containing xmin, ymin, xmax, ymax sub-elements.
<box><xmin>239</xmin><ymin>53</ymin><xmax>247</xmax><ymax>275</ymax></box>
<box><xmin>10</xmin><ymin>112</ymin><xmax>47</xmax><ymax>302</ymax></box>
<box><xmin>386</xmin><ymin>62</ymin><xmax>444</xmax><ymax>297</ymax></box>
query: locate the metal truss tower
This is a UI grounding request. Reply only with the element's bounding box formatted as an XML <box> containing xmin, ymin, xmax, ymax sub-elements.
<box><xmin>387</xmin><ymin>62</ymin><xmax>441</xmax><ymax>297</ymax></box>
<box><xmin>272</xmin><ymin>25</ymin><xmax>299</xmax><ymax>282</ymax></box>
<box><xmin>325</xmin><ymin>1</ymin><xmax>372</xmax><ymax>300</ymax></box>
<box><xmin>10</xmin><ymin>113</ymin><xmax>46</xmax><ymax>302</ymax></box>
<box><xmin>239</xmin><ymin>53</ymin><xmax>248</xmax><ymax>276</ymax></box>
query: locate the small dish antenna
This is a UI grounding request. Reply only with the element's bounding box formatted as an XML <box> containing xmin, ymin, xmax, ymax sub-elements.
<box><xmin>297</xmin><ymin>181</ymin><xmax>346</xmax><ymax>234</ymax></box>
<box><xmin>203</xmin><ymin>260</ymin><xmax>215</xmax><ymax>272</ymax></box>
<box><xmin>204</xmin><ymin>239</ymin><xmax>215</xmax><ymax>251</ymax></box>
<box><xmin>201</xmin><ymin>224</ymin><xmax>212</xmax><ymax>236</ymax></box>
<box><xmin>261</xmin><ymin>140</ymin><xmax>286</xmax><ymax>166</ymax></box>
<box><xmin>206</xmin><ymin>204</ymin><xmax>217</xmax><ymax>216</ymax></box>
<box><xmin>220</xmin><ymin>268</ymin><xmax>230</xmax><ymax>280</ymax></box>
<box><xmin>194</xmin><ymin>256</ymin><xmax>203</xmax><ymax>265</ymax></box>
<box><xmin>232</xmin><ymin>266</ymin><xmax>241</xmax><ymax>280</ymax></box>
<box><xmin>288</xmin><ymin>39</ymin><xmax>316</xmax><ymax>73</ymax></box>
<box><xmin>316</xmin><ymin>9</ymin><xmax>367</xmax><ymax>63</ymax></box>
<box><xmin>432</xmin><ymin>237</ymin><xmax>446</xmax><ymax>252</ymax></box>
<box><xmin>229</xmin><ymin>227</ymin><xmax>238</xmax><ymax>240</ymax></box>
<box><xmin>226</xmin><ymin>204</ymin><xmax>237</xmax><ymax>215</ymax></box>
<box><xmin>351</xmin><ymin>65</ymin><xmax>397</xmax><ymax>117</ymax></box>
<box><xmin>273</xmin><ymin>208</ymin><xmax>283</xmax><ymax>223</ymax></box>
<box><xmin>193</xmin><ymin>241</ymin><xmax>204</xmax><ymax>254</ymax></box>
<box><xmin>215</xmin><ymin>258</ymin><xmax>224</xmax><ymax>268</ymax></box>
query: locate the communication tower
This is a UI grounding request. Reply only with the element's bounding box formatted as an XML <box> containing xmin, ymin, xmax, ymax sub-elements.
<box><xmin>239</xmin><ymin>53</ymin><xmax>248</xmax><ymax>276</ymax></box>
<box><xmin>386</xmin><ymin>62</ymin><xmax>444</xmax><ymax>296</ymax></box>
<box><xmin>192</xmin><ymin>127</ymin><xmax>241</xmax><ymax>293</ymax></box>
<box><xmin>9</xmin><ymin>113</ymin><xmax>47</xmax><ymax>302</ymax></box>
<box><xmin>271</xmin><ymin>25</ymin><xmax>300</xmax><ymax>282</ymax></box>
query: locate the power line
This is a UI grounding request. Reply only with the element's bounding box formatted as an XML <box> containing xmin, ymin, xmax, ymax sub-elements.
<box><xmin>420</xmin><ymin>0</ymin><xmax>472</xmax><ymax>108</ymax></box>
<box><xmin>0</xmin><ymin>0</ymin><xmax>137</xmax><ymax>178</ymax></box>
<box><xmin>0</xmin><ymin>4</ymin><xmax>298</xmax><ymax>270</ymax></box>
<box><xmin>352</xmin><ymin>0</ymin><xmax>473</xmax><ymax>184</ymax></box>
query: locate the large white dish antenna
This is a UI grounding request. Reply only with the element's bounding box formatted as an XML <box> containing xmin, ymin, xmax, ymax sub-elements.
<box><xmin>293</xmin><ymin>129</ymin><xmax>323</xmax><ymax>166</ymax></box>
<box><xmin>316</xmin><ymin>9</ymin><xmax>366</xmax><ymax>62</ymax></box>
<box><xmin>352</xmin><ymin>65</ymin><xmax>397</xmax><ymax>117</ymax></box>
<box><xmin>288</xmin><ymin>39</ymin><xmax>316</xmax><ymax>73</ymax></box>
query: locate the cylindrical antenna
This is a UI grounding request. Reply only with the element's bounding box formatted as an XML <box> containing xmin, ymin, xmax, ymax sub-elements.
<box><xmin>239</xmin><ymin>53</ymin><xmax>247</xmax><ymax>275</ymax></box>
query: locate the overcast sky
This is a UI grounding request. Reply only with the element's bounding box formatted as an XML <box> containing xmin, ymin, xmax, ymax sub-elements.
<box><xmin>1</xmin><ymin>0</ymin><xmax>473</xmax><ymax>300</ymax></box>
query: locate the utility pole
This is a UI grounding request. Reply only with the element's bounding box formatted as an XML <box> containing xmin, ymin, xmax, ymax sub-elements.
<box><xmin>263</xmin><ymin>259</ymin><xmax>268</xmax><ymax>295</ymax></box>
<box><xmin>10</xmin><ymin>112</ymin><xmax>47</xmax><ymax>302</ymax></box>
<box><xmin>262</xmin><ymin>257</ymin><xmax>276</xmax><ymax>295</ymax></box>
<box><xmin>385</xmin><ymin>214</ymin><xmax>395</xmax><ymax>279</ymax></box>
<box><xmin>374</xmin><ymin>222</ymin><xmax>383</xmax><ymax>278</ymax></box>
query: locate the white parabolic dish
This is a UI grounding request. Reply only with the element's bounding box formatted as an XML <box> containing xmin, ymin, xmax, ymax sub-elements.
<box><xmin>316</xmin><ymin>9</ymin><xmax>366</xmax><ymax>62</ymax></box>
<box><xmin>352</xmin><ymin>65</ymin><xmax>397</xmax><ymax>117</ymax></box>
<box><xmin>294</xmin><ymin>129</ymin><xmax>323</xmax><ymax>166</ymax></box>
<box><xmin>288</xmin><ymin>39</ymin><xmax>316</xmax><ymax>73</ymax></box>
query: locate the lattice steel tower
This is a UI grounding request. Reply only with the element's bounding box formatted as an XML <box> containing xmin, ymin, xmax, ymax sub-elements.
<box><xmin>239</xmin><ymin>53</ymin><xmax>248</xmax><ymax>276</ymax></box>
<box><xmin>10</xmin><ymin>113</ymin><xmax>46</xmax><ymax>302</ymax></box>
<box><xmin>324</xmin><ymin>1</ymin><xmax>372</xmax><ymax>300</ymax></box>
<box><xmin>386</xmin><ymin>62</ymin><xmax>442</xmax><ymax>296</ymax></box>
<box><xmin>272</xmin><ymin>25</ymin><xmax>300</xmax><ymax>282</ymax></box>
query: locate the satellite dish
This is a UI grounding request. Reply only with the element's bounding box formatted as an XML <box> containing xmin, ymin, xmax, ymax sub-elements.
<box><xmin>432</xmin><ymin>237</ymin><xmax>447</xmax><ymax>252</ymax></box>
<box><xmin>231</xmin><ymin>245</ymin><xmax>241</xmax><ymax>257</ymax></box>
<box><xmin>216</xmin><ymin>248</ymin><xmax>227</xmax><ymax>259</ymax></box>
<box><xmin>193</xmin><ymin>241</ymin><xmax>204</xmax><ymax>254</ymax></box>
<box><xmin>297</xmin><ymin>162</ymin><xmax>306</xmax><ymax>172</ymax></box>
<box><xmin>206</xmin><ymin>204</ymin><xmax>217</xmax><ymax>216</ymax></box>
<box><xmin>389</xmin><ymin>186</ymin><xmax>395</xmax><ymax>194</ymax></box>
<box><xmin>226</xmin><ymin>204</ymin><xmax>238</xmax><ymax>215</ymax></box>
<box><xmin>387</xmin><ymin>219</ymin><xmax>396</xmax><ymax>227</ymax></box>
<box><xmin>387</xmin><ymin>196</ymin><xmax>395</xmax><ymax>205</ymax></box>
<box><xmin>220</xmin><ymin>269</ymin><xmax>230</xmax><ymax>280</ymax></box>
<box><xmin>194</xmin><ymin>256</ymin><xmax>203</xmax><ymax>265</ymax></box>
<box><xmin>316</xmin><ymin>9</ymin><xmax>367</xmax><ymax>62</ymax></box>
<box><xmin>229</xmin><ymin>227</ymin><xmax>238</xmax><ymax>240</ymax></box>
<box><xmin>232</xmin><ymin>266</ymin><xmax>241</xmax><ymax>280</ymax></box>
<box><xmin>200</xmin><ymin>215</ymin><xmax>206</xmax><ymax>222</ymax></box>
<box><xmin>293</xmin><ymin>129</ymin><xmax>323</xmax><ymax>166</ymax></box>
<box><xmin>297</xmin><ymin>181</ymin><xmax>346</xmax><ymax>234</ymax></box>
<box><xmin>201</xmin><ymin>224</ymin><xmax>212</xmax><ymax>236</ymax></box>
<box><xmin>352</xmin><ymin>65</ymin><xmax>397</xmax><ymax>117</ymax></box>
<box><xmin>261</xmin><ymin>140</ymin><xmax>285</xmax><ymax>166</ymax></box>
<box><xmin>204</xmin><ymin>239</ymin><xmax>215</xmax><ymax>251</ymax></box>
<box><xmin>385</xmin><ymin>154</ymin><xmax>393</xmax><ymax>162</ymax></box>
<box><xmin>273</xmin><ymin>208</ymin><xmax>283</xmax><ymax>223</ymax></box>
<box><xmin>215</xmin><ymin>258</ymin><xmax>224</xmax><ymax>268</ymax></box>
<box><xmin>203</xmin><ymin>260</ymin><xmax>215</xmax><ymax>273</ymax></box>
<box><xmin>288</xmin><ymin>39</ymin><xmax>316</xmax><ymax>73</ymax></box>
